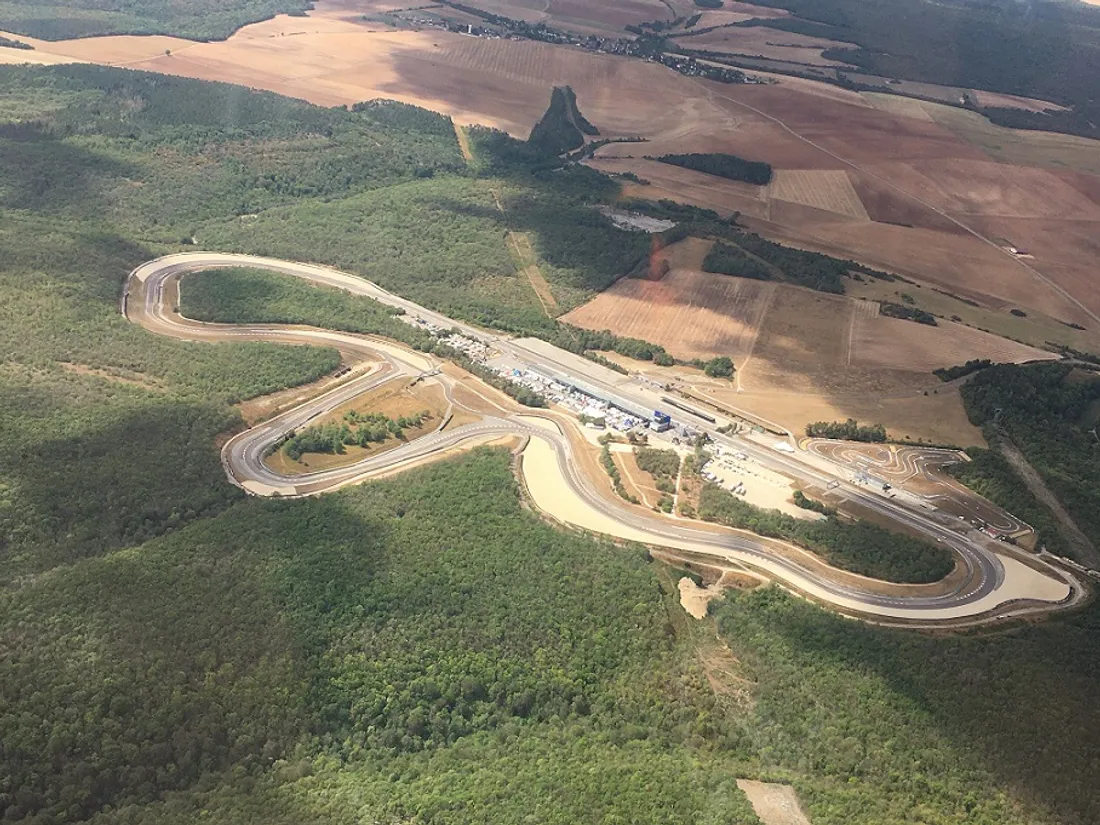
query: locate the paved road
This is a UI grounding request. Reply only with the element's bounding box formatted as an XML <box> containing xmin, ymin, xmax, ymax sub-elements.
<box><xmin>123</xmin><ymin>252</ymin><xmax>1086</xmax><ymax>625</ymax></box>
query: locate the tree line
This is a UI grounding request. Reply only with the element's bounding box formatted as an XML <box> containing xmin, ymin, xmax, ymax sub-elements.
<box><xmin>806</xmin><ymin>418</ymin><xmax>887</xmax><ymax>442</ymax></box>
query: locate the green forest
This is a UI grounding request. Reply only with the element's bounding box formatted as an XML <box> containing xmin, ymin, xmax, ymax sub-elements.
<box><xmin>806</xmin><ymin>418</ymin><xmax>887</xmax><ymax>442</ymax></box>
<box><xmin>651</xmin><ymin>153</ymin><xmax>773</xmax><ymax>186</ymax></box>
<box><xmin>527</xmin><ymin>85</ymin><xmax>598</xmax><ymax>155</ymax></box>
<box><xmin>697</xmin><ymin>484</ymin><xmax>953</xmax><ymax>583</ymax></box>
<box><xmin>3</xmin><ymin>62</ymin><xmax>1100</xmax><ymax>825</ymax></box>
<box><xmin>181</xmin><ymin>267</ymin><xmax>437</xmax><ymax>351</ymax></box>
<box><xmin>0</xmin><ymin>0</ymin><xmax>310</xmax><ymax>40</ymax></box>
<box><xmin>951</xmin><ymin>363</ymin><xmax>1100</xmax><ymax>560</ymax></box>
<box><xmin>747</xmin><ymin>0</ymin><xmax>1100</xmax><ymax>137</ymax></box>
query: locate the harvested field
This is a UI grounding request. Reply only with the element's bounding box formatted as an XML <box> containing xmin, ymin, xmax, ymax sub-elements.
<box><xmin>847</xmin><ymin>169</ymin><xmax>968</xmax><ymax>233</ymax></box>
<box><xmin>740</xmin><ymin>212</ymin><xmax>1091</xmax><ymax>324</ymax></box>
<box><xmin>865</xmin><ymin>158</ymin><xmax>1100</xmax><ymax>220</ymax></box>
<box><xmin>677</xmin><ymin>25</ymin><xmax>855</xmax><ymax>67</ymax></box>
<box><xmin>560</xmin><ymin>269</ymin><xmax>774</xmax><ymax>362</ymax></box>
<box><xmin>704</xmin><ymin>82</ymin><xmax>989</xmax><ymax>165</ymax></box>
<box><xmin>768</xmin><ymin>169</ymin><xmax>869</xmax><ymax>219</ymax></box>
<box><xmin>703</xmin><ymin>379</ymin><xmax>986</xmax><ymax>447</ymax></box>
<box><xmin>860</xmin><ymin>92</ymin><xmax>936</xmax><ymax>122</ymax></box>
<box><xmin>590</xmin><ymin>157</ymin><xmax>769</xmax><ymax>218</ymax></box>
<box><xmin>659</xmin><ymin>235</ymin><xmax>713</xmax><ymax>271</ymax></box>
<box><xmin>944</xmin><ymin>214</ymin><xmax>1100</xmax><ymax>321</ymax></box>
<box><xmin>748</xmin><ymin>284</ymin><xmax>851</xmax><ymax>370</ymax></box>
<box><xmin>849</xmin><ymin>314</ymin><xmax>1056</xmax><ymax>372</ymax></box>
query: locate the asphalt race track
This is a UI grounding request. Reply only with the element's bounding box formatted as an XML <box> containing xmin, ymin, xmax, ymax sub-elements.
<box><xmin>123</xmin><ymin>253</ymin><xmax>1087</xmax><ymax>626</ymax></box>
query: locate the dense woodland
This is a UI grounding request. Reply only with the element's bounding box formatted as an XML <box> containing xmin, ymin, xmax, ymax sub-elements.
<box><xmin>701</xmin><ymin>230</ymin><xmax>893</xmax><ymax>295</ymax></box>
<box><xmin>880</xmin><ymin>301</ymin><xmax>937</xmax><ymax>325</ymax></box>
<box><xmin>651</xmin><ymin>153</ymin><xmax>773</xmax><ymax>186</ymax></box>
<box><xmin>0</xmin><ymin>0</ymin><xmax>310</xmax><ymax>39</ymax></box>
<box><xmin>748</xmin><ymin>0</ymin><xmax>1100</xmax><ymax>137</ymax></box>
<box><xmin>952</xmin><ymin>363</ymin><xmax>1100</xmax><ymax>558</ymax></box>
<box><xmin>934</xmin><ymin>358</ymin><xmax>992</xmax><ymax>382</ymax></box>
<box><xmin>806</xmin><ymin>418</ymin><xmax>887</xmax><ymax>442</ymax></box>
<box><xmin>3</xmin><ymin>63</ymin><xmax>1100</xmax><ymax>825</ymax></box>
<box><xmin>697</xmin><ymin>484</ymin><xmax>954</xmax><ymax>583</ymax></box>
<box><xmin>701</xmin><ymin>241</ymin><xmax>774</xmax><ymax>282</ymax></box>
<box><xmin>526</xmin><ymin>86</ymin><xmax>595</xmax><ymax>155</ymax></box>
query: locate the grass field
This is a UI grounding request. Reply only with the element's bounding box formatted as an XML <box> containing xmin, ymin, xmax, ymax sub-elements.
<box><xmin>846</xmin><ymin>276</ymin><xmax>1100</xmax><ymax>354</ymax></box>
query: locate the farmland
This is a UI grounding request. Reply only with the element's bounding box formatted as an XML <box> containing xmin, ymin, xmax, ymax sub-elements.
<box><xmin>674</xmin><ymin>25</ymin><xmax>854</xmax><ymax>67</ymax></box>
<box><xmin>767</xmin><ymin>169</ymin><xmax>869</xmax><ymax>219</ymax></box>
<box><xmin>561</xmin><ymin>267</ymin><xmax>775</xmax><ymax>362</ymax></box>
<box><xmin>848</xmin><ymin>313</ymin><xmax>1054</xmax><ymax>373</ymax></box>
<box><xmin>5</xmin><ymin>0</ymin><xmax>1100</xmax><ymax>341</ymax></box>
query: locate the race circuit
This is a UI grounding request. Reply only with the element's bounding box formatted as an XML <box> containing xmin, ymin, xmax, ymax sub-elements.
<box><xmin>123</xmin><ymin>252</ymin><xmax>1087</xmax><ymax>626</ymax></box>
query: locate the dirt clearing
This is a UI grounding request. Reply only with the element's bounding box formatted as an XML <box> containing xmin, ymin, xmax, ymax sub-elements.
<box><xmin>737</xmin><ymin>780</ymin><xmax>812</xmax><ymax>825</ymax></box>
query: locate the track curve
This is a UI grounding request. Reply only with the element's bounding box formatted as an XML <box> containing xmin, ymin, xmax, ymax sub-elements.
<box><xmin>123</xmin><ymin>252</ymin><xmax>1085</xmax><ymax>625</ymax></box>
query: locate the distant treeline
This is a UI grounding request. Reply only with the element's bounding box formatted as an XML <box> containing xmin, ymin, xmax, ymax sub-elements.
<box><xmin>806</xmin><ymin>418</ymin><xmax>887</xmax><ymax>442</ymax></box>
<box><xmin>626</xmin><ymin>198</ymin><xmax>897</xmax><ymax>296</ymax></box>
<box><xmin>651</xmin><ymin>152</ymin><xmax>774</xmax><ymax>186</ymax></box>
<box><xmin>934</xmin><ymin>359</ymin><xmax>992</xmax><ymax>382</ymax></box>
<box><xmin>0</xmin><ymin>35</ymin><xmax>33</xmax><ymax>49</ymax></box>
<box><xmin>552</xmin><ymin>325</ymin><xmax>676</xmax><ymax>366</ymax></box>
<box><xmin>744</xmin><ymin>0</ymin><xmax>1100</xmax><ymax>141</ymax></box>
